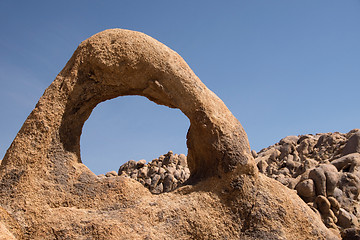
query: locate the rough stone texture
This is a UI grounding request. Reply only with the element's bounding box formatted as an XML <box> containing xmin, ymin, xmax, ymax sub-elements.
<box><xmin>296</xmin><ymin>179</ymin><xmax>316</xmax><ymax>198</ymax></box>
<box><xmin>342</xmin><ymin>227</ymin><xmax>360</xmax><ymax>240</ymax></box>
<box><xmin>117</xmin><ymin>131</ymin><xmax>360</xmax><ymax>235</ymax></box>
<box><xmin>309</xmin><ymin>164</ymin><xmax>339</xmax><ymax>197</ymax></box>
<box><xmin>342</xmin><ymin>131</ymin><xmax>360</xmax><ymax>156</ymax></box>
<box><xmin>247</xmin><ymin>129</ymin><xmax>360</xmax><ymax>236</ymax></box>
<box><xmin>118</xmin><ymin>151</ymin><xmax>189</xmax><ymax>194</ymax></box>
<box><xmin>0</xmin><ymin>29</ymin><xmax>338</xmax><ymax>239</ymax></box>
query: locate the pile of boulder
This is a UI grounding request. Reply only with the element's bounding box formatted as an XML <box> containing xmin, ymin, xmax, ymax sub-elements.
<box><xmin>253</xmin><ymin>129</ymin><xmax>360</xmax><ymax>236</ymax></box>
<box><xmin>101</xmin><ymin>151</ymin><xmax>190</xmax><ymax>194</ymax></box>
<box><xmin>101</xmin><ymin>129</ymin><xmax>359</xmax><ymax>237</ymax></box>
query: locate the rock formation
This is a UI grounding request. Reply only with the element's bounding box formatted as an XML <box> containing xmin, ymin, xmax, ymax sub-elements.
<box><xmin>254</xmin><ymin>130</ymin><xmax>360</xmax><ymax>239</ymax></box>
<box><xmin>115</xmin><ymin>151</ymin><xmax>190</xmax><ymax>194</ymax></box>
<box><xmin>0</xmin><ymin>29</ymin><xmax>339</xmax><ymax>239</ymax></box>
<box><xmin>112</xmin><ymin>130</ymin><xmax>360</xmax><ymax>238</ymax></box>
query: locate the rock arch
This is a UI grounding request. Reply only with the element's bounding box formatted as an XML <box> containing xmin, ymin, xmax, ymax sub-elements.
<box><xmin>0</xmin><ymin>29</ymin><xmax>339</xmax><ymax>239</ymax></box>
<box><xmin>2</xmin><ymin>29</ymin><xmax>255</xmax><ymax>180</ymax></box>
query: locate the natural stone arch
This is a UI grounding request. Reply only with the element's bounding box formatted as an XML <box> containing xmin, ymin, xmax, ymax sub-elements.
<box><xmin>2</xmin><ymin>29</ymin><xmax>255</xmax><ymax>180</ymax></box>
<box><xmin>0</xmin><ymin>29</ymin><xmax>339</xmax><ymax>239</ymax></box>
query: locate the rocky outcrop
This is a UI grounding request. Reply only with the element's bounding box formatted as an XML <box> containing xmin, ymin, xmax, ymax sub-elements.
<box><xmin>0</xmin><ymin>29</ymin><xmax>338</xmax><ymax>239</ymax></box>
<box><xmin>116</xmin><ymin>151</ymin><xmax>190</xmax><ymax>194</ymax></box>
<box><xmin>254</xmin><ymin>130</ymin><xmax>360</xmax><ymax>237</ymax></box>
<box><xmin>115</xmin><ymin>130</ymin><xmax>360</xmax><ymax>237</ymax></box>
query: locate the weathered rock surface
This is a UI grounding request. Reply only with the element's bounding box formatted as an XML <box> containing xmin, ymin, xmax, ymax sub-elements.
<box><xmin>252</xmin><ymin>130</ymin><xmax>360</xmax><ymax>236</ymax></box>
<box><xmin>118</xmin><ymin>130</ymin><xmax>360</xmax><ymax>237</ymax></box>
<box><xmin>0</xmin><ymin>29</ymin><xmax>338</xmax><ymax>239</ymax></box>
<box><xmin>117</xmin><ymin>151</ymin><xmax>189</xmax><ymax>194</ymax></box>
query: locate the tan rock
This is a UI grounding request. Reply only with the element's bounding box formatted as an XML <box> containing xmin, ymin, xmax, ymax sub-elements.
<box><xmin>315</xmin><ymin>195</ymin><xmax>331</xmax><ymax>215</ymax></box>
<box><xmin>105</xmin><ymin>171</ymin><xmax>117</xmax><ymax>177</ymax></box>
<box><xmin>296</xmin><ymin>179</ymin><xmax>316</xmax><ymax>198</ymax></box>
<box><xmin>178</xmin><ymin>153</ymin><xmax>187</xmax><ymax>166</ymax></box>
<box><xmin>0</xmin><ymin>222</ymin><xmax>16</xmax><ymax>240</ymax></box>
<box><xmin>0</xmin><ymin>29</ymin><xmax>338</xmax><ymax>239</ymax></box>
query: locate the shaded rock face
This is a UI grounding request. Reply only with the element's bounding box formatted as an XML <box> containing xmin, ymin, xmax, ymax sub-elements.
<box><xmin>0</xmin><ymin>29</ymin><xmax>338</xmax><ymax>239</ymax></box>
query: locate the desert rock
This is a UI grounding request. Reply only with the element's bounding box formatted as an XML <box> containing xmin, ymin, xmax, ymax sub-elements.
<box><xmin>0</xmin><ymin>29</ymin><xmax>338</xmax><ymax>239</ymax></box>
<box><xmin>248</xmin><ymin>129</ymin><xmax>360</xmax><ymax>236</ymax></box>
<box><xmin>342</xmin><ymin>131</ymin><xmax>360</xmax><ymax>156</ymax></box>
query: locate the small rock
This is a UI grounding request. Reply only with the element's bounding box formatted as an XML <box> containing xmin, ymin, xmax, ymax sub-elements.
<box><xmin>169</xmin><ymin>155</ymin><xmax>178</xmax><ymax>165</ymax></box>
<box><xmin>296</xmin><ymin>179</ymin><xmax>316</xmax><ymax>198</ymax></box>
<box><xmin>257</xmin><ymin>159</ymin><xmax>268</xmax><ymax>173</ymax></box>
<box><xmin>342</xmin><ymin>131</ymin><xmax>360</xmax><ymax>156</ymax></box>
<box><xmin>286</xmin><ymin>155</ymin><xmax>301</xmax><ymax>172</ymax></box>
<box><xmin>163</xmin><ymin>174</ymin><xmax>174</xmax><ymax>192</ymax></box>
<box><xmin>152</xmin><ymin>183</ymin><xmax>163</xmax><ymax>194</ymax></box>
<box><xmin>331</xmin><ymin>153</ymin><xmax>360</xmax><ymax>173</ymax></box>
<box><xmin>136</xmin><ymin>159</ymin><xmax>147</xmax><ymax>168</ymax></box>
<box><xmin>303</xmin><ymin>159</ymin><xmax>318</xmax><ymax>170</ymax></box>
<box><xmin>173</xmin><ymin>169</ymin><xmax>181</xmax><ymax>180</ymax></box>
<box><xmin>130</xmin><ymin>171</ymin><xmax>138</xmax><ymax>179</ymax></box>
<box><xmin>270</xmin><ymin>149</ymin><xmax>281</xmax><ymax>161</ymax></box>
<box><xmin>97</xmin><ymin>174</ymin><xmax>106</xmax><ymax>179</ymax></box>
<box><xmin>118</xmin><ymin>159</ymin><xmax>136</xmax><ymax>175</ymax></box>
<box><xmin>138</xmin><ymin>166</ymin><xmax>149</xmax><ymax>178</ymax></box>
<box><xmin>288</xmin><ymin>175</ymin><xmax>301</xmax><ymax>189</ymax></box>
<box><xmin>178</xmin><ymin>154</ymin><xmax>187</xmax><ymax>166</ymax></box>
<box><xmin>180</xmin><ymin>169</ymin><xmax>186</xmax><ymax>179</ymax></box>
<box><xmin>298</xmin><ymin>135</ymin><xmax>311</xmax><ymax>144</ymax></box>
<box><xmin>280</xmin><ymin>135</ymin><xmax>299</xmax><ymax>145</ymax></box>
<box><xmin>341</xmin><ymin>228</ymin><xmax>360</xmax><ymax>240</ymax></box>
<box><xmin>322</xmin><ymin>210</ymin><xmax>338</xmax><ymax>229</ymax></box>
<box><xmin>280</xmin><ymin>143</ymin><xmax>294</xmax><ymax>160</ymax></box>
<box><xmin>158</xmin><ymin>167</ymin><xmax>166</xmax><ymax>175</ymax></box>
<box><xmin>276</xmin><ymin>174</ymin><xmax>292</xmax><ymax>187</ymax></box>
<box><xmin>150</xmin><ymin>175</ymin><xmax>161</xmax><ymax>189</ymax></box>
<box><xmin>337</xmin><ymin>208</ymin><xmax>358</xmax><ymax>229</ymax></box>
<box><xmin>251</xmin><ymin>150</ymin><xmax>258</xmax><ymax>158</ymax></box>
<box><xmin>105</xmin><ymin>171</ymin><xmax>118</xmax><ymax>177</ymax></box>
<box><xmin>148</xmin><ymin>166</ymin><xmax>159</xmax><ymax>177</ymax></box>
<box><xmin>314</xmin><ymin>195</ymin><xmax>331</xmax><ymax>215</ymax></box>
<box><xmin>278</xmin><ymin>167</ymin><xmax>290</xmax><ymax>176</ymax></box>
<box><xmin>338</xmin><ymin>172</ymin><xmax>360</xmax><ymax>200</ymax></box>
<box><xmin>328</xmin><ymin>196</ymin><xmax>340</xmax><ymax>212</ymax></box>
<box><xmin>309</xmin><ymin>164</ymin><xmax>339</xmax><ymax>196</ymax></box>
<box><xmin>332</xmin><ymin>187</ymin><xmax>344</xmax><ymax>200</ymax></box>
<box><xmin>166</xmin><ymin>166</ymin><xmax>176</xmax><ymax>175</ymax></box>
<box><xmin>144</xmin><ymin>178</ymin><xmax>151</xmax><ymax>186</ymax></box>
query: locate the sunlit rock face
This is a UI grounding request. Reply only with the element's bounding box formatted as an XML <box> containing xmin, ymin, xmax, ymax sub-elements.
<box><xmin>0</xmin><ymin>29</ymin><xmax>339</xmax><ymax>239</ymax></box>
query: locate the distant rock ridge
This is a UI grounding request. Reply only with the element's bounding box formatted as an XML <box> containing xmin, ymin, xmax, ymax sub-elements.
<box><xmin>110</xmin><ymin>129</ymin><xmax>360</xmax><ymax>238</ymax></box>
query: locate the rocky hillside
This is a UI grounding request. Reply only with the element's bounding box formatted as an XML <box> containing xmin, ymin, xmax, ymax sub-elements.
<box><xmin>110</xmin><ymin>129</ymin><xmax>360</xmax><ymax>239</ymax></box>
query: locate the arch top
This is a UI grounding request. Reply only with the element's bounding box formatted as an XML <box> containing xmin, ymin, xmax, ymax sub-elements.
<box><xmin>3</xmin><ymin>29</ymin><xmax>256</xmax><ymax>181</ymax></box>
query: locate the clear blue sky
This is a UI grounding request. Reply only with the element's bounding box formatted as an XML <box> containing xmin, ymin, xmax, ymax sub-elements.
<box><xmin>1</xmin><ymin>1</ymin><xmax>359</xmax><ymax>174</ymax></box>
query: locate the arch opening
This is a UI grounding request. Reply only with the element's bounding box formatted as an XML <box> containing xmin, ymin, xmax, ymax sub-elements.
<box><xmin>80</xmin><ymin>95</ymin><xmax>190</xmax><ymax>175</ymax></box>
